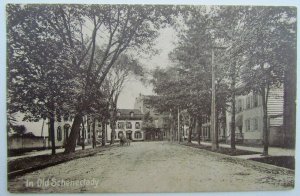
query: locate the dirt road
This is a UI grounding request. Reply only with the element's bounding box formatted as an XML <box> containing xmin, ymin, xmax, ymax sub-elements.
<box><xmin>8</xmin><ymin>142</ymin><xmax>294</xmax><ymax>193</ymax></box>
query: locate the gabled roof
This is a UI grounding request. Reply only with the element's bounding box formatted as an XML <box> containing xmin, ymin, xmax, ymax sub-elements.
<box><xmin>117</xmin><ymin>109</ymin><xmax>142</xmax><ymax>115</ymax></box>
<box><xmin>117</xmin><ymin>109</ymin><xmax>143</xmax><ymax>120</ymax></box>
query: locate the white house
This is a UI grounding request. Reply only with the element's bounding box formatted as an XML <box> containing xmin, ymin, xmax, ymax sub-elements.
<box><xmin>226</xmin><ymin>88</ymin><xmax>284</xmax><ymax>146</ymax></box>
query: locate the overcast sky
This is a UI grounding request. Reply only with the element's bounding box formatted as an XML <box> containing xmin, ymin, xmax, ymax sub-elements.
<box><xmin>118</xmin><ymin>27</ymin><xmax>178</xmax><ymax>109</ymax></box>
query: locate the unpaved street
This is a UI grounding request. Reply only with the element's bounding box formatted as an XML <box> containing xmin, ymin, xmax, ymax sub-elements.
<box><xmin>8</xmin><ymin>142</ymin><xmax>294</xmax><ymax>193</ymax></box>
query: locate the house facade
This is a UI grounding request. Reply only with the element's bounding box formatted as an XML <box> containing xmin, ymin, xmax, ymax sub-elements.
<box><xmin>49</xmin><ymin>115</ymin><xmax>102</xmax><ymax>148</ymax></box>
<box><xmin>226</xmin><ymin>88</ymin><xmax>284</xmax><ymax>146</ymax></box>
<box><xmin>106</xmin><ymin>109</ymin><xmax>144</xmax><ymax>142</ymax></box>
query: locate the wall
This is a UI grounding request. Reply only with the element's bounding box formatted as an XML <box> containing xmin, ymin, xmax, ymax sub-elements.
<box><xmin>269</xmin><ymin>126</ymin><xmax>284</xmax><ymax>147</ymax></box>
<box><xmin>8</xmin><ymin>136</ymin><xmax>48</xmax><ymax>151</ymax></box>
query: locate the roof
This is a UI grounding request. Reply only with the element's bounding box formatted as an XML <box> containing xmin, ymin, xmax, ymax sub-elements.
<box><xmin>117</xmin><ymin>109</ymin><xmax>143</xmax><ymax>120</ymax></box>
<box><xmin>117</xmin><ymin>109</ymin><xmax>142</xmax><ymax>115</ymax></box>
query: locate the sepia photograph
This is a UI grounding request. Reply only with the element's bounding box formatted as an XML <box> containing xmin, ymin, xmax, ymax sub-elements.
<box><xmin>4</xmin><ymin>1</ymin><xmax>297</xmax><ymax>194</ymax></box>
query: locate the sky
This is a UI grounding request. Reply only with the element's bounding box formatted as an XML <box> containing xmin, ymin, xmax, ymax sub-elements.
<box><xmin>118</xmin><ymin>27</ymin><xmax>178</xmax><ymax>109</ymax></box>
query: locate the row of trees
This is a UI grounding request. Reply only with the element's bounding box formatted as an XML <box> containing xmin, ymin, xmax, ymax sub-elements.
<box><xmin>7</xmin><ymin>4</ymin><xmax>178</xmax><ymax>154</ymax></box>
<box><xmin>7</xmin><ymin>5</ymin><xmax>296</xmax><ymax>156</ymax></box>
<box><xmin>149</xmin><ymin>6</ymin><xmax>296</xmax><ymax>155</ymax></box>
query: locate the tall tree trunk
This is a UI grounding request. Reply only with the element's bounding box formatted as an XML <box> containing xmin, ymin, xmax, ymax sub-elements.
<box><xmin>49</xmin><ymin>111</ymin><xmax>56</xmax><ymax>155</ymax></box>
<box><xmin>177</xmin><ymin>108</ymin><xmax>180</xmax><ymax>143</ymax></box>
<box><xmin>173</xmin><ymin>120</ymin><xmax>176</xmax><ymax>142</ymax></box>
<box><xmin>170</xmin><ymin>116</ymin><xmax>174</xmax><ymax>142</ymax></box>
<box><xmin>92</xmin><ymin>118</ymin><xmax>96</xmax><ymax>148</ymax></box>
<box><xmin>187</xmin><ymin>117</ymin><xmax>193</xmax><ymax>143</ymax></box>
<box><xmin>261</xmin><ymin>87</ymin><xmax>269</xmax><ymax>156</ymax></box>
<box><xmin>230</xmin><ymin>75</ymin><xmax>236</xmax><ymax>149</ymax></box>
<box><xmin>197</xmin><ymin>117</ymin><xmax>202</xmax><ymax>145</ymax></box>
<box><xmin>283</xmin><ymin>57</ymin><xmax>296</xmax><ymax>148</ymax></box>
<box><xmin>215</xmin><ymin>109</ymin><xmax>219</xmax><ymax>149</ymax></box>
<box><xmin>110</xmin><ymin>115</ymin><xmax>116</xmax><ymax>145</ymax></box>
<box><xmin>169</xmin><ymin>118</ymin><xmax>172</xmax><ymax>142</ymax></box>
<box><xmin>102</xmin><ymin>121</ymin><xmax>106</xmax><ymax>146</ymax></box>
<box><xmin>195</xmin><ymin>118</ymin><xmax>200</xmax><ymax>145</ymax></box>
<box><xmin>81</xmin><ymin>119</ymin><xmax>85</xmax><ymax>150</ymax></box>
<box><xmin>64</xmin><ymin>113</ymin><xmax>82</xmax><ymax>153</ymax></box>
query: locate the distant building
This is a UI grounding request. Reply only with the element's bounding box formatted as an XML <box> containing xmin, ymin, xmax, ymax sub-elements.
<box><xmin>106</xmin><ymin>109</ymin><xmax>144</xmax><ymax>141</ymax></box>
<box><xmin>200</xmin><ymin>113</ymin><xmax>226</xmax><ymax>142</ymax></box>
<box><xmin>134</xmin><ymin>94</ymin><xmax>170</xmax><ymax>140</ymax></box>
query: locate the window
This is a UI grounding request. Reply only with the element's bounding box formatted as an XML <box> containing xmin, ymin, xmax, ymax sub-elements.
<box><xmin>253</xmin><ymin>95</ymin><xmax>258</xmax><ymax>107</ymax></box>
<box><xmin>118</xmin><ymin>131</ymin><xmax>124</xmax><ymax>138</ymax></box>
<box><xmin>64</xmin><ymin>125</ymin><xmax>70</xmax><ymax>140</ymax></box>
<box><xmin>134</xmin><ymin>131</ymin><xmax>142</xmax><ymax>139</ymax></box>
<box><xmin>57</xmin><ymin>126</ymin><xmax>62</xmax><ymax>141</ymax></box>
<box><xmin>245</xmin><ymin>119</ymin><xmax>251</xmax><ymax>132</ymax></box>
<box><xmin>126</xmin><ymin>122</ymin><xmax>132</xmax><ymax>129</ymax></box>
<box><xmin>238</xmin><ymin>99</ymin><xmax>243</xmax><ymax>112</ymax></box>
<box><xmin>253</xmin><ymin>118</ymin><xmax>258</xmax><ymax>131</ymax></box>
<box><xmin>88</xmin><ymin>126</ymin><xmax>91</xmax><ymax>139</ymax></box>
<box><xmin>130</xmin><ymin>112</ymin><xmax>134</xmax><ymax>118</ymax></box>
<box><xmin>135</xmin><ymin>122</ymin><xmax>140</xmax><ymax>129</ymax></box>
<box><xmin>118</xmin><ymin>122</ymin><xmax>124</xmax><ymax>129</ymax></box>
<box><xmin>246</xmin><ymin>97</ymin><xmax>251</xmax><ymax>109</ymax></box>
<box><xmin>117</xmin><ymin>112</ymin><xmax>121</xmax><ymax>117</ymax></box>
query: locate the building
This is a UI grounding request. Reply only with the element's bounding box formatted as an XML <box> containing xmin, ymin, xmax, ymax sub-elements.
<box><xmin>225</xmin><ymin>88</ymin><xmax>284</xmax><ymax>146</ymax></box>
<box><xmin>199</xmin><ymin>113</ymin><xmax>226</xmax><ymax>142</ymax></box>
<box><xmin>49</xmin><ymin>115</ymin><xmax>102</xmax><ymax>148</ymax></box>
<box><xmin>106</xmin><ymin>109</ymin><xmax>144</xmax><ymax>141</ymax></box>
<box><xmin>134</xmin><ymin>94</ymin><xmax>170</xmax><ymax>140</ymax></box>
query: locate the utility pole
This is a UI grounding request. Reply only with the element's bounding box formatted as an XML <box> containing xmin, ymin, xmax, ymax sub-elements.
<box><xmin>211</xmin><ymin>48</ymin><xmax>217</xmax><ymax>150</ymax></box>
<box><xmin>211</xmin><ymin>45</ymin><xmax>227</xmax><ymax>150</ymax></box>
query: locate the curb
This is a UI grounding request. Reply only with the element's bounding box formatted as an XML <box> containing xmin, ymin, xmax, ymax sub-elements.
<box><xmin>8</xmin><ymin>145</ymin><xmax>117</xmax><ymax>179</ymax></box>
<box><xmin>179</xmin><ymin>143</ymin><xmax>295</xmax><ymax>174</ymax></box>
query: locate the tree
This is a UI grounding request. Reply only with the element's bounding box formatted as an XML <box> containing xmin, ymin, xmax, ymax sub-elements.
<box><xmin>166</xmin><ymin>6</ymin><xmax>229</xmax><ymax>147</ymax></box>
<box><xmin>213</xmin><ymin>6</ymin><xmax>249</xmax><ymax>149</ymax></box>
<box><xmin>142</xmin><ymin>112</ymin><xmax>157</xmax><ymax>140</ymax></box>
<box><xmin>7</xmin><ymin>4</ymin><xmax>178</xmax><ymax>154</ymax></box>
<box><xmin>11</xmin><ymin>125</ymin><xmax>27</xmax><ymax>135</ymax></box>
<box><xmin>63</xmin><ymin>5</ymin><xmax>178</xmax><ymax>153</ymax></box>
<box><xmin>106</xmin><ymin>54</ymin><xmax>143</xmax><ymax>144</ymax></box>
<box><xmin>238</xmin><ymin>7</ymin><xmax>296</xmax><ymax>155</ymax></box>
<box><xmin>7</xmin><ymin>4</ymin><xmax>80</xmax><ymax>155</ymax></box>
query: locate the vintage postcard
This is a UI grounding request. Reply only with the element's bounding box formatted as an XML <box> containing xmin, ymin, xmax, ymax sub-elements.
<box><xmin>6</xmin><ymin>1</ymin><xmax>296</xmax><ymax>194</ymax></box>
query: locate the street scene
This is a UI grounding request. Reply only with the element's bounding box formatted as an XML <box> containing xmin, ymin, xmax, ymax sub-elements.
<box><xmin>6</xmin><ymin>4</ymin><xmax>296</xmax><ymax>193</ymax></box>
<box><xmin>8</xmin><ymin>142</ymin><xmax>295</xmax><ymax>193</ymax></box>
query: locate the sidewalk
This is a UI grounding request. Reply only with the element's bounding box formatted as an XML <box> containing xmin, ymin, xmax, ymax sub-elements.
<box><xmin>8</xmin><ymin>144</ymin><xmax>115</xmax><ymax>179</ymax></box>
<box><xmin>8</xmin><ymin>144</ymin><xmax>99</xmax><ymax>161</ymax></box>
<box><xmin>191</xmin><ymin>141</ymin><xmax>295</xmax><ymax>159</ymax></box>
